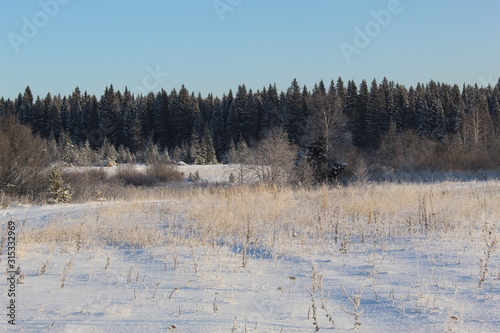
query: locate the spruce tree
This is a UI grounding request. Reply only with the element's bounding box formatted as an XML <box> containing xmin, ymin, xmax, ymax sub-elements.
<box><xmin>99</xmin><ymin>85</ymin><xmax>122</xmax><ymax>146</ymax></box>
<box><xmin>344</xmin><ymin>80</ymin><xmax>358</xmax><ymax>144</ymax></box>
<box><xmin>355</xmin><ymin>80</ymin><xmax>369</xmax><ymax>148</ymax></box>
<box><xmin>59</xmin><ymin>132</ymin><xmax>78</xmax><ymax>164</ymax></box>
<box><xmin>48</xmin><ymin>169</ymin><xmax>72</xmax><ymax>204</ymax></box>
<box><xmin>447</xmin><ymin>85</ymin><xmax>464</xmax><ymax>134</ymax></box>
<box><xmin>200</xmin><ymin>125</ymin><xmax>218</xmax><ymax>164</ymax></box>
<box><xmin>171</xmin><ymin>85</ymin><xmax>196</xmax><ymax>147</ymax></box>
<box><xmin>226</xmin><ymin>138</ymin><xmax>237</xmax><ymax>163</ymax></box>
<box><xmin>283</xmin><ymin>79</ymin><xmax>305</xmax><ymax>143</ymax></box>
<box><xmin>116</xmin><ymin>145</ymin><xmax>132</xmax><ymax>163</ymax></box>
<box><xmin>100</xmin><ymin>138</ymin><xmax>117</xmax><ymax>165</ymax></box>
<box><xmin>190</xmin><ymin>131</ymin><xmax>202</xmax><ymax>164</ymax></box>
<box><xmin>336</xmin><ymin>77</ymin><xmax>346</xmax><ymax>108</ymax></box>
<box><xmin>367</xmin><ymin>79</ymin><xmax>384</xmax><ymax>149</ymax></box>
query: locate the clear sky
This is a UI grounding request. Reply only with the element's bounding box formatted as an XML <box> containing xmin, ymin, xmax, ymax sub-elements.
<box><xmin>1</xmin><ymin>0</ymin><xmax>499</xmax><ymax>100</ymax></box>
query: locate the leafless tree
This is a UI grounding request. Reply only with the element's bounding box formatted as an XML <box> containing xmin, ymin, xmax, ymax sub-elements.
<box><xmin>0</xmin><ymin>116</ymin><xmax>49</xmax><ymax>194</ymax></box>
<box><xmin>242</xmin><ymin>129</ymin><xmax>296</xmax><ymax>185</ymax></box>
<box><xmin>306</xmin><ymin>90</ymin><xmax>352</xmax><ymax>161</ymax></box>
<box><xmin>462</xmin><ymin>97</ymin><xmax>494</xmax><ymax>151</ymax></box>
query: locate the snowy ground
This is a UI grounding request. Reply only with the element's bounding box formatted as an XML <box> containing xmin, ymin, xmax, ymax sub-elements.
<box><xmin>1</xmin><ymin>174</ymin><xmax>499</xmax><ymax>332</ymax></box>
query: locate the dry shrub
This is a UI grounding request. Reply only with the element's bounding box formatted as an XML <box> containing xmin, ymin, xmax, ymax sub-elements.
<box><xmin>242</xmin><ymin>129</ymin><xmax>296</xmax><ymax>185</ymax></box>
<box><xmin>290</xmin><ymin>159</ymin><xmax>316</xmax><ymax>187</ymax></box>
<box><xmin>147</xmin><ymin>163</ymin><xmax>184</xmax><ymax>183</ymax></box>
<box><xmin>61</xmin><ymin>164</ymin><xmax>183</xmax><ymax>201</ymax></box>
<box><xmin>377</xmin><ymin>130</ymin><xmax>500</xmax><ymax>173</ymax></box>
<box><xmin>62</xmin><ymin>168</ymin><xmax>112</xmax><ymax>202</ymax></box>
<box><xmin>62</xmin><ymin>168</ymin><xmax>107</xmax><ymax>184</ymax></box>
<box><xmin>0</xmin><ymin>116</ymin><xmax>49</xmax><ymax>195</ymax></box>
<box><xmin>114</xmin><ymin>165</ymin><xmax>158</xmax><ymax>187</ymax></box>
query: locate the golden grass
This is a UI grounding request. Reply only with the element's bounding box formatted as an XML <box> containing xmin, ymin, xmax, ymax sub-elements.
<box><xmin>18</xmin><ymin>180</ymin><xmax>500</xmax><ymax>254</ymax></box>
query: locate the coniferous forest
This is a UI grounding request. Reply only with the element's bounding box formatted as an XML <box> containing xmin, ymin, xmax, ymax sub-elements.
<box><xmin>1</xmin><ymin>77</ymin><xmax>500</xmax><ymax>174</ymax></box>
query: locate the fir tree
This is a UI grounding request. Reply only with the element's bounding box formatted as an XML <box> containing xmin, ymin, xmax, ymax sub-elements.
<box><xmin>190</xmin><ymin>131</ymin><xmax>202</xmax><ymax>164</ymax></box>
<box><xmin>116</xmin><ymin>145</ymin><xmax>132</xmax><ymax>163</ymax></box>
<box><xmin>354</xmin><ymin>80</ymin><xmax>369</xmax><ymax>148</ymax></box>
<box><xmin>48</xmin><ymin>169</ymin><xmax>72</xmax><ymax>204</ymax></box>
<box><xmin>100</xmin><ymin>138</ymin><xmax>117</xmax><ymax>165</ymax></box>
<box><xmin>79</xmin><ymin>140</ymin><xmax>95</xmax><ymax>166</ymax></box>
<box><xmin>200</xmin><ymin>125</ymin><xmax>218</xmax><ymax>164</ymax></box>
<box><xmin>59</xmin><ymin>132</ymin><xmax>78</xmax><ymax>164</ymax></box>
<box><xmin>99</xmin><ymin>85</ymin><xmax>122</xmax><ymax>146</ymax></box>
<box><xmin>283</xmin><ymin>79</ymin><xmax>305</xmax><ymax>143</ymax></box>
<box><xmin>226</xmin><ymin>138</ymin><xmax>237</xmax><ymax>163</ymax></box>
<box><xmin>171</xmin><ymin>85</ymin><xmax>196</xmax><ymax>147</ymax></box>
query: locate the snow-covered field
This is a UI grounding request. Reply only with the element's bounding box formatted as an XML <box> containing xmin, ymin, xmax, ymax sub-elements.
<box><xmin>1</xmin><ymin>173</ymin><xmax>499</xmax><ymax>332</ymax></box>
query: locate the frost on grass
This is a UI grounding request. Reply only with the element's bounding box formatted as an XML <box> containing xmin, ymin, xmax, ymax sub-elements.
<box><xmin>3</xmin><ymin>179</ymin><xmax>500</xmax><ymax>332</ymax></box>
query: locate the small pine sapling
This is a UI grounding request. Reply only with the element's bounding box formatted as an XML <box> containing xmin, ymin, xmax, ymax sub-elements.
<box><xmin>48</xmin><ymin>169</ymin><xmax>72</xmax><ymax>204</ymax></box>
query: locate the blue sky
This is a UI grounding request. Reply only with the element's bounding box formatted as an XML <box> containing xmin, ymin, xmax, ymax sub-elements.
<box><xmin>1</xmin><ymin>0</ymin><xmax>499</xmax><ymax>99</ymax></box>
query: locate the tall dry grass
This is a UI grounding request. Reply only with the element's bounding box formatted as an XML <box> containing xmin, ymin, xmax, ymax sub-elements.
<box><xmin>19</xmin><ymin>180</ymin><xmax>500</xmax><ymax>258</ymax></box>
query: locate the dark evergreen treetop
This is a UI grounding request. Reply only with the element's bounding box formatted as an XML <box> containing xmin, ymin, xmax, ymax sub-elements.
<box><xmin>1</xmin><ymin>77</ymin><xmax>498</xmax><ymax>165</ymax></box>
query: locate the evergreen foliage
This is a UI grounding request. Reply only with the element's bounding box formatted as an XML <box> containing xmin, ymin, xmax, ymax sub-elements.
<box><xmin>48</xmin><ymin>169</ymin><xmax>72</xmax><ymax>204</ymax></box>
<box><xmin>2</xmin><ymin>77</ymin><xmax>499</xmax><ymax>172</ymax></box>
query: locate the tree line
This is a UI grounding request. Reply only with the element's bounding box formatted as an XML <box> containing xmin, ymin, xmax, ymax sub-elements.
<box><xmin>1</xmin><ymin>77</ymin><xmax>499</xmax><ymax>171</ymax></box>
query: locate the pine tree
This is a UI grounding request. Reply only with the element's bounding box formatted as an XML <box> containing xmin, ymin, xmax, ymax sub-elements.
<box><xmin>200</xmin><ymin>125</ymin><xmax>218</xmax><ymax>164</ymax></box>
<box><xmin>18</xmin><ymin>86</ymin><xmax>33</xmax><ymax>124</ymax></box>
<box><xmin>154</xmin><ymin>89</ymin><xmax>170</xmax><ymax>149</ymax></box>
<box><xmin>227</xmin><ymin>84</ymin><xmax>248</xmax><ymax>143</ymax></box>
<box><xmin>344</xmin><ymin>80</ymin><xmax>359</xmax><ymax>144</ymax></box>
<box><xmin>84</xmin><ymin>95</ymin><xmax>101</xmax><ymax>149</ymax></box>
<box><xmin>260</xmin><ymin>84</ymin><xmax>280</xmax><ymax>131</ymax></box>
<box><xmin>45</xmin><ymin>134</ymin><xmax>60</xmax><ymax>162</ymax></box>
<box><xmin>283</xmin><ymin>79</ymin><xmax>305</xmax><ymax>143</ymax></box>
<box><xmin>393</xmin><ymin>84</ymin><xmax>409</xmax><ymax>131</ymax></box>
<box><xmin>240</xmin><ymin>89</ymin><xmax>260</xmax><ymax>142</ymax></box>
<box><xmin>59</xmin><ymin>132</ymin><xmax>78</xmax><ymax>164</ymax></box>
<box><xmin>189</xmin><ymin>131</ymin><xmax>202</xmax><ymax>164</ymax></box>
<box><xmin>68</xmin><ymin>87</ymin><xmax>83</xmax><ymax>143</ymax></box>
<box><xmin>336</xmin><ymin>77</ymin><xmax>346</xmax><ymax>108</ymax></box>
<box><xmin>171</xmin><ymin>85</ymin><xmax>196</xmax><ymax>147</ymax></box>
<box><xmin>233</xmin><ymin>139</ymin><xmax>249</xmax><ymax>164</ymax></box>
<box><xmin>447</xmin><ymin>84</ymin><xmax>464</xmax><ymax>134</ymax></box>
<box><xmin>380</xmin><ymin>77</ymin><xmax>393</xmax><ymax>135</ymax></box>
<box><xmin>431</xmin><ymin>98</ymin><xmax>446</xmax><ymax>140</ymax></box>
<box><xmin>100</xmin><ymin>138</ymin><xmax>117</xmax><ymax>165</ymax></box>
<box><xmin>145</xmin><ymin>140</ymin><xmax>161</xmax><ymax>164</ymax></box>
<box><xmin>226</xmin><ymin>138</ymin><xmax>237</xmax><ymax>163</ymax></box>
<box><xmin>122</xmin><ymin>102</ymin><xmax>143</xmax><ymax>153</ymax></box>
<box><xmin>48</xmin><ymin>169</ymin><xmax>72</xmax><ymax>204</ymax></box>
<box><xmin>99</xmin><ymin>85</ymin><xmax>122</xmax><ymax>146</ymax></box>
<box><xmin>416</xmin><ymin>85</ymin><xmax>431</xmax><ymax>136</ymax></box>
<box><xmin>116</xmin><ymin>145</ymin><xmax>132</xmax><ymax>164</ymax></box>
<box><xmin>355</xmin><ymin>80</ymin><xmax>369</xmax><ymax>148</ymax></box>
<box><xmin>79</xmin><ymin>140</ymin><xmax>95</xmax><ymax>166</ymax></box>
<box><xmin>367</xmin><ymin>79</ymin><xmax>384</xmax><ymax>149</ymax></box>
